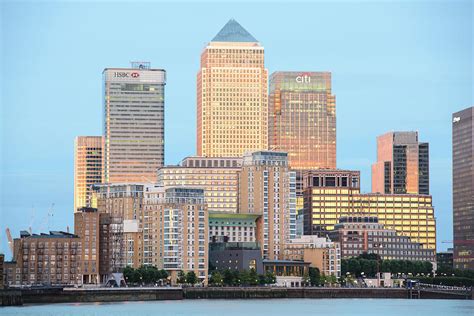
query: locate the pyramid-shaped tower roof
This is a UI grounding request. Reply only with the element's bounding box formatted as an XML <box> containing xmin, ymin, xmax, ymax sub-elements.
<box><xmin>211</xmin><ymin>19</ymin><xmax>258</xmax><ymax>43</ymax></box>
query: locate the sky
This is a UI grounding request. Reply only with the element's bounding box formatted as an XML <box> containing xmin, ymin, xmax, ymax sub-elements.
<box><xmin>0</xmin><ymin>0</ymin><xmax>472</xmax><ymax>257</ymax></box>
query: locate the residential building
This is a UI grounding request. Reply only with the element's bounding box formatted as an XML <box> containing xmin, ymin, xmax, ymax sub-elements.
<box><xmin>239</xmin><ymin>151</ymin><xmax>297</xmax><ymax>260</ymax></box>
<box><xmin>284</xmin><ymin>235</ymin><xmax>341</xmax><ymax>277</ymax></box>
<box><xmin>269</xmin><ymin>71</ymin><xmax>336</xmax><ymax>170</ymax></box>
<box><xmin>103</xmin><ymin>62</ymin><xmax>166</xmax><ymax>183</ymax></box>
<box><xmin>209</xmin><ymin>213</ymin><xmax>259</xmax><ymax>243</ymax></box>
<box><xmin>157</xmin><ymin>156</ymin><xmax>241</xmax><ymax>213</ymax></box>
<box><xmin>436</xmin><ymin>249</ymin><xmax>454</xmax><ymax>271</ymax></box>
<box><xmin>452</xmin><ymin>106</ymin><xmax>474</xmax><ymax>270</ymax></box>
<box><xmin>3</xmin><ymin>261</ymin><xmax>19</xmax><ymax>288</ymax></box>
<box><xmin>0</xmin><ymin>253</ymin><xmax>4</xmax><ymax>289</ymax></box>
<box><xmin>143</xmin><ymin>187</ymin><xmax>208</xmax><ymax>285</ymax></box>
<box><xmin>197</xmin><ymin>19</ymin><xmax>268</xmax><ymax>157</ymax></box>
<box><xmin>74</xmin><ymin>207</ymin><xmax>100</xmax><ymax>284</ymax></box>
<box><xmin>372</xmin><ymin>131</ymin><xmax>429</xmax><ymax>195</ymax></box>
<box><xmin>303</xmin><ymin>169</ymin><xmax>436</xmax><ymax>251</ymax></box>
<box><xmin>93</xmin><ymin>183</ymin><xmax>145</xmax><ymax>271</ymax></box>
<box><xmin>9</xmin><ymin>231</ymin><xmax>82</xmax><ymax>286</ymax></box>
<box><xmin>74</xmin><ymin>136</ymin><xmax>103</xmax><ymax>211</ymax></box>
<box><xmin>329</xmin><ymin>216</ymin><xmax>436</xmax><ymax>263</ymax></box>
<box><xmin>209</xmin><ymin>241</ymin><xmax>263</xmax><ymax>274</ymax></box>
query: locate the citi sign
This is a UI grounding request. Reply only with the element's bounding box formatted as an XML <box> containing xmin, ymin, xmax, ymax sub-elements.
<box><xmin>295</xmin><ymin>73</ymin><xmax>311</xmax><ymax>83</ymax></box>
<box><xmin>113</xmin><ymin>72</ymin><xmax>140</xmax><ymax>78</ymax></box>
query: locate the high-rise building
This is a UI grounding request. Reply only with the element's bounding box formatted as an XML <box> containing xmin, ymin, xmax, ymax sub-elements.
<box><xmin>143</xmin><ymin>186</ymin><xmax>208</xmax><ymax>285</ymax></box>
<box><xmin>269</xmin><ymin>71</ymin><xmax>336</xmax><ymax>170</ymax></box>
<box><xmin>329</xmin><ymin>216</ymin><xmax>435</xmax><ymax>263</ymax></box>
<box><xmin>197</xmin><ymin>19</ymin><xmax>268</xmax><ymax>157</ymax></box>
<box><xmin>157</xmin><ymin>156</ymin><xmax>241</xmax><ymax>213</ymax></box>
<box><xmin>452</xmin><ymin>106</ymin><xmax>474</xmax><ymax>270</ymax></box>
<box><xmin>303</xmin><ymin>169</ymin><xmax>436</xmax><ymax>251</ymax></box>
<box><xmin>239</xmin><ymin>151</ymin><xmax>296</xmax><ymax>260</ymax></box>
<box><xmin>74</xmin><ymin>136</ymin><xmax>103</xmax><ymax>212</ymax></box>
<box><xmin>103</xmin><ymin>62</ymin><xmax>166</xmax><ymax>183</ymax></box>
<box><xmin>371</xmin><ymin>131</ymin><xmax>429</xmax><ymax>195</ymax></box>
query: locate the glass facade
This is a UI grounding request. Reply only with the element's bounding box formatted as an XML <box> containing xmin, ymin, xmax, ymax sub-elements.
<box><xmin>103</xmin><ymin>64</ymin><xmax>166</xmax><ymax>183</ymax></box>
<box><xmin>452</xmin><ymin>106</ymin><xmax>474</xmax><ymax>270</ymax></box>
<box><xmin>372</xmin><ymin>131</ymin><xmax>429</xmax><ymax>195</ymax></box>
<box><xmin>269</xmin><ymin>71</ymin><xmax>336</xmax><ymax>170</ymax></box>
<box><xmin>197</xmin><ymin>19</ymin><xmax>268</xmax><ymax>157</ymax></box>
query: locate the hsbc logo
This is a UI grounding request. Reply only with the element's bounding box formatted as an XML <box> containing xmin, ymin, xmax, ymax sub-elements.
<box><xmin>296</xmin><ymin>73</ymin><xmax>311</xmax><ymax>83</ymax></box>
<box><xmin>113</xmin><ymin>72</ymin><xmax>140</xmax><ymax>78</ymax></box>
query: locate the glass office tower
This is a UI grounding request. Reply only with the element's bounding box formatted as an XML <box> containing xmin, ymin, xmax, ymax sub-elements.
<box><xmin>103</xmin><ymin>62</ymin><xmax>166</xmax><ymax>183</ymax></box>
<box><xmin>269</xmin><ymin>71</ymin><xmax>336</xmax><ymax>170</ymax></box>
<box><xmin>197</xmin><ymin>19</ymin><xmax>268</xmax><ymax>157</ymax></box>
<box><xmin>452</xmin><ymin>106</ymin><xmax>474</xmax><ymax>270</ymax></box>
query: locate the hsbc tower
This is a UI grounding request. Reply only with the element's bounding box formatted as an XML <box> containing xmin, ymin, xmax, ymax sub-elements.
<box><xmin>103</xmin><ymin>62</ymin><xmax>166</xmax><ymax>183</ymax></box>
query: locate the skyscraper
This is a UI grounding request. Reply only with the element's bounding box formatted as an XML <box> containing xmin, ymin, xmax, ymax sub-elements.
<box><xmin>452</xmin><ymin>106</ymin><xmax>474</xmax><ymax>270</ymax></box>
<box><xmin>74</xmin><ymin>136</ymin><xmax>103</xmax><ymax>211</ymax></box>
<box><xmin>269</xmin><ymin>71</ymin><xmax>336</xmax><ymax>170</ymax></box>
<box><xmin>239</xmin><ymin>151</ymin><xmax>296</xmax><ymax>260</ymax></box>
<box><xmin>197</xmin><ymin>19</ymin><xmax>268</xmax><ymax>157</ymax></box>
<box><xmin>103</xmin><ymin>62</ymin><xmax>166</xmax><ymax>183</ymax></box>
<box><xmin>371</xmin><ymin>131</ymin><xmax>429</xmax><ymax>195</ymax></box>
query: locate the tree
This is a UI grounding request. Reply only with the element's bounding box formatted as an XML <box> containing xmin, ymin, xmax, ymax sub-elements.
<box><xmin>258</xmin><ymin>274</ymin><xmax>267</xmax><ymax>285</ymax></box>
<box><xmin>210</xmin><ymin>271</ymin><xmax>223</xmax><ymax>286</ymax></box>
<box><xmin>265</xmin><ymin>272</ymin><xmax>276</xmax><ymax>284</ymax></box>
<box><xmin>308</xmin><ymin>267</ymin><xmax>321</xmax><ymax>286</ymax></box>
<box><xmin>223</xmin><ymin>269</ymin><xmax>235</xmax><ymax>286</ymax></box>
<box><xmin>249</xmin><ymin>269</ymin><xmax>259</xmax><ymax>286</ymax></box>
<box><xmin>240</xmin><ymin>270</ymin><xmax>250</xmax><ymax>286</ymax></box>
<box><xmin>177</xmin><ymin>270</ymin><xmax>186</xmax><ymax>284</ymax></box>
<box><xmin>186</xmin><ymin>271</ymin><xmax>198</xmax><ymax>285</ymax></box>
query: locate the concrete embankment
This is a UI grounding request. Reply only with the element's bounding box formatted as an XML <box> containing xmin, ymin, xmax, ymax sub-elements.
<box><xmin>1</xmin><ymin>287</ymin><xmax>471</xmax><ymax>306</ymax></box>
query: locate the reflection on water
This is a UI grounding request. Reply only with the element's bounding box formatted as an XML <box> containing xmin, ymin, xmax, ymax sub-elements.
<box><xmin>2</xmin><ymin>298</ymin><xmax>474</xmax><ymax>316</ymax></box>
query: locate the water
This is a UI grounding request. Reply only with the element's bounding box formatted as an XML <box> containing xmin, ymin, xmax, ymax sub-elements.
<box><xmin>1</xmin><ymin>299</ymin><xmax>473</xmax><ymax>316</ymax></box>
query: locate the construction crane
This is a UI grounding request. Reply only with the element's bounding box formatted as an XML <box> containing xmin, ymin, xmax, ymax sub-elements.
<box><xmin>5</xmin><ymin>228</ymin><xmax>13</xmax><ymax>254</ymax></box>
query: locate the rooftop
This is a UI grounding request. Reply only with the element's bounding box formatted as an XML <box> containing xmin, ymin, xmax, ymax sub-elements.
<box><xmin>212</xmin><ymin>19</ymin><xmax>258</xmax><ymax>43</ymax></box>
<box><xmin>19</xmin><ymin>231</ymin><xmax>79</xmax><ymax>239</ymax></box>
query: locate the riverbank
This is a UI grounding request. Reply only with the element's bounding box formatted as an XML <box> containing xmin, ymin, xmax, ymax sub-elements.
<box><xmin>1</xmin><ymin>287</ymin><xmax>472</xmax><ymax>306</ymax></box>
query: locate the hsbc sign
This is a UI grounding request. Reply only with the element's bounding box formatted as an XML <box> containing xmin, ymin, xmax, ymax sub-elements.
<box><xmin>113</xmin><ymin>72</ymin><xmax>140</xmax><ymax>78</ymax></box>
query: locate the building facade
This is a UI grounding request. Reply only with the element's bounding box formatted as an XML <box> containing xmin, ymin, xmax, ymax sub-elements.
<box><xmin>452</xmin><ymin>106</ymin><xmax>474</xmax><ymax>270</ymax></box>
<box><xmin>8</xmin><ymin>231</ymin><xmax>82</xmax><ymax>286</ymax></box>
<box><xmin>157</xmin><ymin>156</ymin><xmax>241</xmax><ymax>213</ymax></box>
<box><xmin>74</xmin><ymin>207</ymin><xmax>100</xmax><ymax>284</ymax></box>
<box><xmin>269</xmin><ymin>71</ymin><xmax>336</xmax><ymax>170</ymax></box>
<box><xmin>0</xmin><ymin>253</ymin><xmax>4</xmax><ymax>289</ymax></box>
<box><xmin>303</xmin><ymin>169</ymin><xmax>436</xmax><ymax>251</ymax></box>
<box><xmin>209</xmin><ymin>241</ymin><xmax>263</xmax><ymax>274</ymax></box>
<box><xmin>284</xmin><ymin>235</ymin><xmax>341</xmax><ymax>277</ymax></box>
<box><xmin>239</xmin><ymin>151</ymin><xmax>297</xmax><ymax>260</ymax></box>
<box><xmin>197</xmin><ymin>19</ymin><xmax>268</xmax><ymax>157</ymax></box>
<box><xmin>143</xmin><ymin>187</ymin><xmax>209</xmax><ymax>285</ymax></box>
<box><xmin>74</xmin><ymin>136</ymin><xmax>103</xmax><ymax>212</ymax></box>
<box><xmin>329</xmin><ymin>216</ymin><xmax>435</xmax><ymax>263</ymax></box>
<box><xmin>103</xmin><ymin>62</ymin><xmax>166</xmax><ymax>183</ymax></box>
<box><xmin>209</xmin><ymin>213</ymin><xmax>259</xmax><ymax>243</ymax></box>
<box><xmin>372</xmin><ymin>131</ymin><xmax>429</xmax><ymax>195</ymax></box>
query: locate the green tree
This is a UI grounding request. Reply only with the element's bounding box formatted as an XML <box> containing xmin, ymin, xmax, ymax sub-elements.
<box><xmin>265</xmin><ymin>272</ymin><xmax>276</xmax><ymax>284</ymax></box>
<box><xmin>210</xmin><ymin>271</ymin><xmax>223</xmax><ymax>286</ymax></box>
<box><xmin>249</xmin><ymin>269</ymin><xmax>259</xmax><ymax>286</ymax></box>
<box><xmin>186</xmin><ymin>271</ymin><xmax>199</xmax><ymax>285</ymax></box>
<box><xmin>223</xmin><ymin>269</ymin><xmax>234</xmax><ymax>286</ymax></box>
<box><xmin>258</xmin><ymin>274</ymin><xmax>267</xmax><ymax>285</ymax></box>
<box><xmin>308</xmin><ymin>267</ymin><xmax>321</xmax><ymax>286</ymax></box>
<box><xmin>240</xmin><ymin>270</ymin><xmax>250</xmax><ymax>286</ymax></box>
<box><xmin>177</xmin><ymin>270</ymin><xmax>186</xmax><ymax>284</ymax></box>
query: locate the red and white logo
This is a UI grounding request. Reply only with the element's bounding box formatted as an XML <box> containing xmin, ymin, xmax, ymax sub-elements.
<box><xmin>131</xmin><ymin>72</ymin><xmax>140</xmax><ymax>78</ymax></box>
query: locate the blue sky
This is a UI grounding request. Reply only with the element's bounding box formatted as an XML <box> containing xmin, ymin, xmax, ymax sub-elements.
<box><xmin>0</xmin><ymin>0</ymin><xmax>472</xmax><ymax>256</ymax></box>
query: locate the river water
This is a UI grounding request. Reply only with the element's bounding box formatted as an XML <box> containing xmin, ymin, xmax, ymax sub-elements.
<box><xmin>2</xmin><ymin>298</ymin><xmax>473</xmax><ymax>316</ymax></box>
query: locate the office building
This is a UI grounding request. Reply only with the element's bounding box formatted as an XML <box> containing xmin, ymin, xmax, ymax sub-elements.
<box><xmin>263</xmin><ymin>260</ymin><xmax>310</xmax><ymax>287</ymax></box>
<box><xmin>197</xmin><ymin>19</ymin><xmax>268</xmax><ymax>157</ymax></box>
<box><xmin>436</xmin><ymin>249</ymin><xmax>454</xmax><ymax>271</ymax></box>
<box><xmin>329</xmin><ymin>216</ymin><xmax>435</xmax><ymax>263</ymax></box>
<box><xmin>303</xmin><ymin>169</ymin><xmax>436</xmax><ymax>251</ymax></box>
<box><xmin>209</xmin><ymin>241</ymin><xmax>263</xmax><ymax>274</ymax></box>
<box><xmin>239</xmin><ymin>151</ymin><xmax>297</xmax><ymax>260</ymax></box>
<box><xmin>284</xmin><ymin>235</ymin><xmax>341</xmax><ymax>277</ymax></box>
<box><xmin>8</xmin><ymin>231</ymin><xmax>82</xmax><ymax>286</ymax></box>
<box><xmin>209</xmin><ymin>213</ymin><xmax>259</xmax><ymax>243</ymax></box>
<box><xmin>157</xmin><ymin>156</ymin><xmax>241</xmax><ymax>213</ymax></box>
<box><xmin>0</xmin><ymin>253</ymin><xmax>4</xmax><ymax>289</ymax></box>
<box><xmin>143</xmin><ymin>186</ymin><xmax>208</xmax><ymax>285</ymax></box>
<box><xmin>452</xmin><ymin>106</ymin><xmax>474</xmax><ymax>270</ymax></box>
<box><xmin>103</xmin><ymin>62</ymin><xmax>166</xmax><ymax>183</ymax></box>
<box><xmin>372</xmin><ymin>131</ymin><xmax>429</xmax><ymax>195</ymax></box>
<box><xmin>269</xmin><ymin>71</ymin><xmax>336</xmax><ymax>170</ymax></box>
<box><xmin>74</xmin><ymin>207</ymin><xmax>102</xmax><ymax>284</ymax></box>
<box><xmin>74</xmin><ymin>136</ymin><xmax>103</xmax><ymax>211</ymax></box>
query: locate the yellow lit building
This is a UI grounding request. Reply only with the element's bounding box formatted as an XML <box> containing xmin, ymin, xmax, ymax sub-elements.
<box><xmin>197</xmin><ymin>19</ymin><xmax>268</xmax><ymax>157</ymax></box>
<box><xmin>74</xmin><ymin>136</ymin><xmax>103</xmax><ymax>212</ymax></box>
<box><xmin>303</xmin><ymin>170</ymin><xmax>436</xmax><ymax>251</ymax></box>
